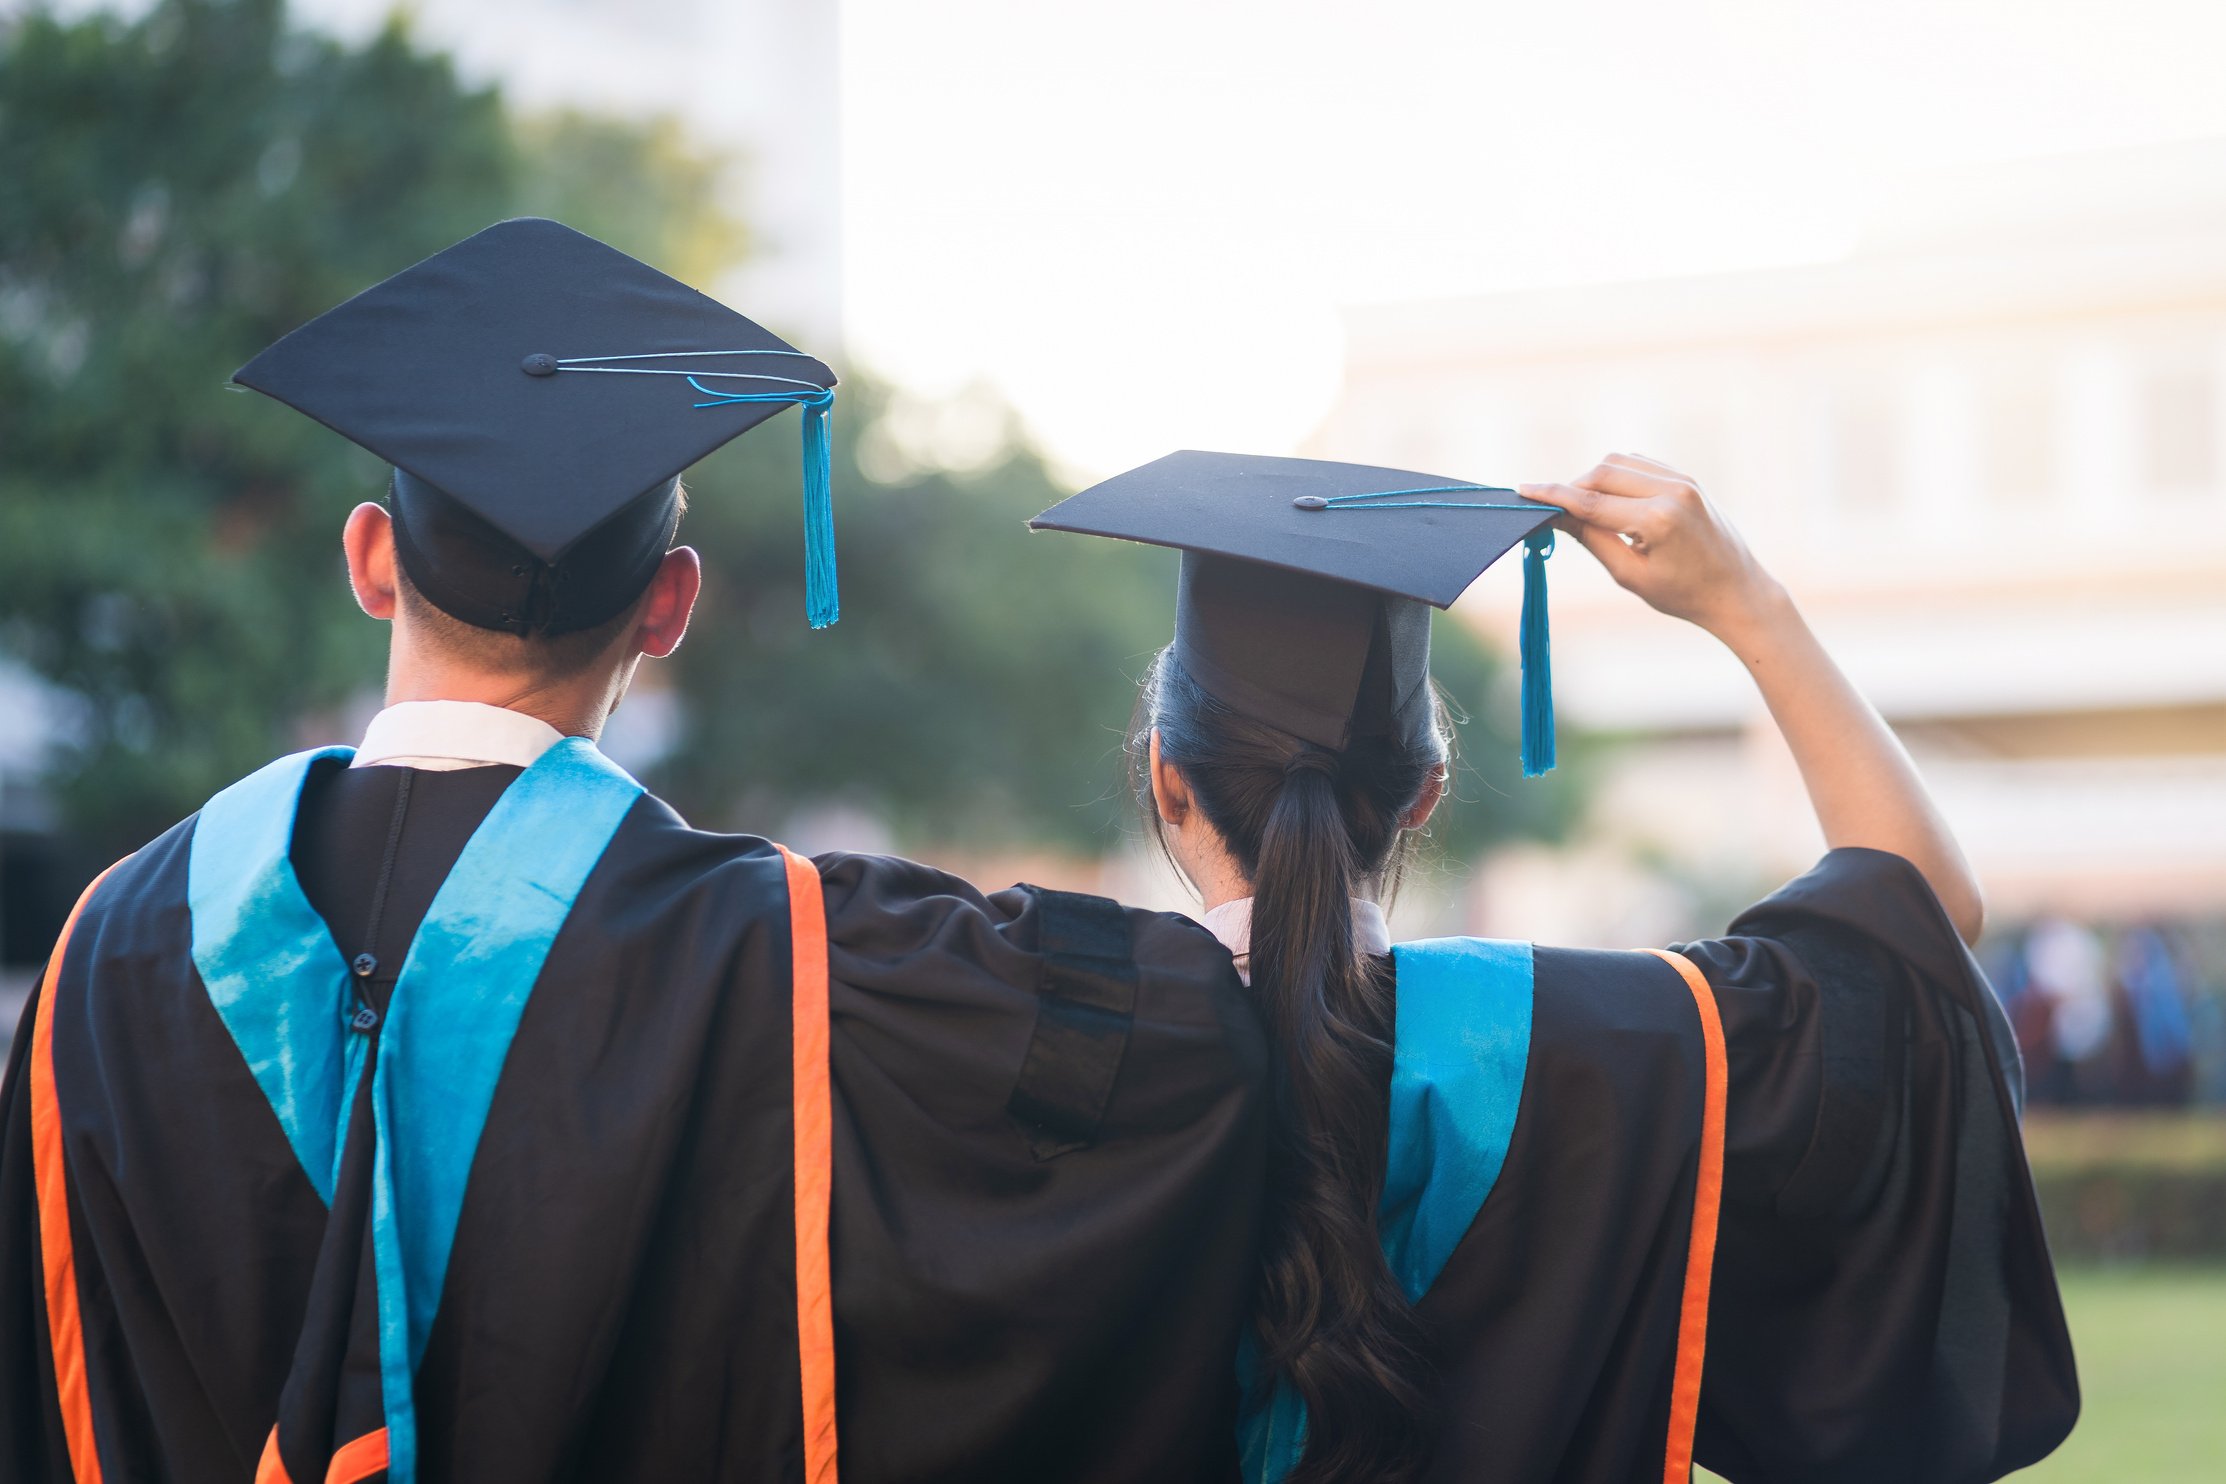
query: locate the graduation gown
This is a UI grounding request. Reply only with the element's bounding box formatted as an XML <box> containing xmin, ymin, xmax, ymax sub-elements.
<box><xmin>0</xmin><ymin>742</ymin><xmax>1267</xmax><ymax>1484</ymax></box>
<box><xmin>1242</xmin><ymin>847</ymin><xmax>2079</xmax><ymax>1484</ymax></box>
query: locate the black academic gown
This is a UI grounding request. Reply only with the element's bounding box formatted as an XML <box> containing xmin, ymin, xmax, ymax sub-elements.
<box><xmin>0</xmin><ymin>746</ymin><xmax>1266</xmax><ymax>1484</ymax></box>
<box><xmin>1403</xmin><ymin>848</ymin><xmax>2079</xmax><ymax>1484</ymax></box>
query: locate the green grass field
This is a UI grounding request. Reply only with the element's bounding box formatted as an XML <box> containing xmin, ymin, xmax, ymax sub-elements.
<box><xmin>1700</xmin><ymin>1266</ymin><xmax>2226</xmax><ymax>1484</ymax></box>
<box><xmin>2010</xmin><ymin>1266</ymin><xmax>2226</xmax><ymax>1483</ymax></box>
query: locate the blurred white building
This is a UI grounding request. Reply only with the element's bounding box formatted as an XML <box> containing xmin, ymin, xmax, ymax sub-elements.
<box><xmin>1314</xmin><ymin>139</ymin><xmax>2226</xmax><ymax>941</ymax></box>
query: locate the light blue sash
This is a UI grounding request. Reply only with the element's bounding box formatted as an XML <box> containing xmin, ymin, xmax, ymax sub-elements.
<box><xmin>188</xmin><ymin>739</ymin><xmax>643</xmax><ymax>1484</ymax></box>
<box><xmin>1237</xmin><ymin>937</ymin><xmax>1535</xmax><ymax>1483</ymax></box>
<box><xmin>190</xmin><ymin>745</ymin><xmax>360</xmax><ymax>1202</ymax></box>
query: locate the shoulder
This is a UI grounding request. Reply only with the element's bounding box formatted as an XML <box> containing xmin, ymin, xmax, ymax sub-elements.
<box><xmin>61</xmin><ymin>812</ymin><xmax>199</xmax><ymax>962</ymax></box>
<box><xmin>1393</xmin><ymin>939</ymin><xmax>1698</xmax><ymax>1035</ymax></box>
<box><xmin>1531</xmin><ymin>944</ymin><xmax>1709</xmax><ymax>1040</ymax></box>
<box><xmin>596</xmin><ymin>790</ymin><xmax>784</xmax><ymax>878</ymax></box>
<box><xmin>1394</xmin><ymin>940</ymin><xmax>1708</xmax><ymax>1086</ymax></box>
<box><xmin>554</xmin><ymin>794</ymin><xmax>797</xmax><ymax>940</ymax></box>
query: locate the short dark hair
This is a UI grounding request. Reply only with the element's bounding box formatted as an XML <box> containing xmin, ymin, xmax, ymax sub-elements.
<box><xmin>387</xmin><ymin>481</ymin><xmax>684</xmax><ymax>681</ymax></box>
<box><xmin>394</xmin><ymin>562</ymin><xmax>646</xmax><ymax>681</ymax></box>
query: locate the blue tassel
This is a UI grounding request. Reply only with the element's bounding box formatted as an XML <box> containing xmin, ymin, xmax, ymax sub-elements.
<box><xmin>1518</xmin><ymin>529</ymin><xmax>1555</xmax><ymax>777</ymax></box>
<box><xmin>800</xmin><ymin>392</ymin><xmax>839</xmax><ymax>629</ymax></box>
<box><xmin>682</xmin><ymin>375</ymin><xmax>839</xmax><ymax>629</ymax></box>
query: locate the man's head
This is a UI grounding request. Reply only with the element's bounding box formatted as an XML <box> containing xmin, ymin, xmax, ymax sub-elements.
<box><xmin>231</xmin><ymin>217</ymin><xmax>841</xmax><ymax>715</ymax></box>
<box><xmin>342</xmin><ymin>497</ymin><xmax>702</xmax><ymax>734</ymax></box>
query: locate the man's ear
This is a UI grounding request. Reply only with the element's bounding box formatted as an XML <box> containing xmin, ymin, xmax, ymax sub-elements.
<box><xmin>635</xmin><ymin>546</ymin><xmax>703</xmax><ymax>660</ymax></box>
<box><xmin>1149</xmin><ymin>728</ymin><xmax>1191</xmax><ymax>828</ymax></box>
<box><xmin>1400</xmin><ymin>765</ymin><xmax>1447</xmax><ymax>832</ymax></box>
<box><xmin>342</xmin><ymin>503</ymin><xmax>398</xmax><ymax>621</ymax></box>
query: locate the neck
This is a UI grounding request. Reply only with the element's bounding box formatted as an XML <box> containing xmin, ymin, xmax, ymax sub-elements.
<box><xmin>383</xmin><ymin>645</ymin><xmax>635</xmax><ymax>740</ymax></box>
<box><xmin>1186</xmin><ymin>850</ymin><xmax>1256</xmax><ymax>916</ymax></box>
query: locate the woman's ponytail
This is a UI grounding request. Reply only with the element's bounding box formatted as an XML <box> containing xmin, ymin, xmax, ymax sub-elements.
<box><xmin>1135</xmin><ymin>657</ymin><xmax>1448</xmax><ymax>1483</ymax></box>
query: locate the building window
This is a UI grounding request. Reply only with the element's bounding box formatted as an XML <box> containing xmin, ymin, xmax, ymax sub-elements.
<box><xmin>2145</xmin><ymin>364</ymin><xmax>2215</xmax><ymax>494</ymax></box>
<box><xmin>1828</xmin><ymin>388</ymin><xmax>1899</xmax><ymax>515</ymax></box>
<box><xmin>1981</xmin><ymin>373</ymin><xmax>2056</xmax><ymax>506</ymax></box>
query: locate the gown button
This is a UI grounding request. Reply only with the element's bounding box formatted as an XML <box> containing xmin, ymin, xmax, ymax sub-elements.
<box><xmin>351</xmin><ymin>952</ymin><xmax>378</xmax><ymax>978</ymax></box>
<box><xmin>350</xmin><ymin>1005</ymin><xmax>381</xmax><ymax>1034</ymax></box>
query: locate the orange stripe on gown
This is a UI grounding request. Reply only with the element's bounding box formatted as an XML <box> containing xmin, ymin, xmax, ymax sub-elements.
<box><xmin>29</xmin><ymin>862</ymin><xmax>124</xmax><ymax>1484</ymax></box>
<box><xmin>1648</xmin><ymin>948</ymin><xmax>1727</xmax><ymax>1484</ymax></box>
<box><xmin>254</xmin><ymin>1426</ymin><xmax>293</xmax><ymax>1484</ymax></box>
<box><xmin>33</xmin><ymin>848</ymin><xmax>823</xmax><ymax>1484</ymax></box>
<box><xmin>255</xmin><ymin>1423</ymin><xmax>388</xmax><ymax>1484</ymax></box>
<box><xmin>777</xmin><ymin>845</ymin><xmax>839</xmax><ymax>1483</ymax></box>
<box><xmin>253</xmin><ymin>1424</ymin><xmax>389</xmax><ymax>1484</ymax></box>
<box><xmin>323</xmin><ymin>1427</ymin><xmax>390</xmax><ymax>1484</ymax></box>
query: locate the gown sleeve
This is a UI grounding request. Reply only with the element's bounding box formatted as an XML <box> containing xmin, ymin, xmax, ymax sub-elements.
<box><xmin>811</xmin><ymin>851</ymin><xmax>1271</xmax><ymax>1484</ymax></box>
<box><xmin>1678</xmin><ymin>846</ymin><xmax>2080</xmax><ymax>1483</ymax></box>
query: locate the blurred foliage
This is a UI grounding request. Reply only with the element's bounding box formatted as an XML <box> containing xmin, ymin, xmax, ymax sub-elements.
<box><xmin>2023</xmin><ymin>1113</ymin><xmax>2226</xmax><ymax>1261</ymax></box>
<box><xmin>1419</xmin><ymin>611</ymin><xmax>1587</xmax><ymax>865</ymax></box>
<box><xmin>0</xmin><ymin>0</ymin><xmax>519</xmax><ymax>849</ymax></box>
<box><xmin>510</xmin><ymin>110</ymin><xmax>747</xmax><ymax>286</ymax></box>
<box><xmin>0</xmin><ymin>0</ymin><xmax>1578</xmax><ymax>860</ymax></box>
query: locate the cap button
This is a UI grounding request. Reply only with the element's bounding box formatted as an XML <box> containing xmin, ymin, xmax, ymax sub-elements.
<box><xmin>1293</xmin><ymin>495</ymin><xmax>1329</xmax><ymax>511</ymax></box>
<box><xmin>520</xmin><ymin>352</ymin><xmax>559</xmax><ymax>377</ymax></box>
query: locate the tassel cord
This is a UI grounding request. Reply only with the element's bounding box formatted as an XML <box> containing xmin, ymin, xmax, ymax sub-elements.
<box><xmin>545</xmin><ymin>353</ymin><xmax>841</xmax><ymax>630</ymax></box>
<box><xmin>673</xmin><ymin>379</ymin><xmax>839</xmax><ymax>629</ymax></box>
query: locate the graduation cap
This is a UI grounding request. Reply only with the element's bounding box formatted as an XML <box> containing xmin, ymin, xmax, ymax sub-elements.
<box><xmin>1031</xmin><ymin>450</ymin><xmax>1562</xmax><ymax>774</ymax></box>
<box><xmin>234</xmin><ymin>217</ymin><xmax>841</xmax><ymax>635</ymax></box>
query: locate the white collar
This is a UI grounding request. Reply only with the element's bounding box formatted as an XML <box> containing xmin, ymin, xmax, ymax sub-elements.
<box><xmin>1196</xmin><ymin>896</ymin><xmax>1393</xmax><ymax>984</ymax></box>
<box><xmin>352</xmin><ymin>700</ymin><xmax>568</xmax><ymax>772</ymax></box>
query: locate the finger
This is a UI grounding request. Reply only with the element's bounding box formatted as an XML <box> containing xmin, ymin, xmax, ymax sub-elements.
<box><xmin>1527</xmin><ymin>482</ymin><xmax>1680</xmax><ymax>559</ymax></box>
<box><xmin>1519</xmin><ymin>480</ymin><xmax>1646</xmax><ymax>527</ymax></box>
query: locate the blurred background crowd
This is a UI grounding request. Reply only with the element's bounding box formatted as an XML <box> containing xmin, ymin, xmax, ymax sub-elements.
<box><xmin>1993</xmin><ymin>920</ymin><xmax>2222</xmax><ymax>1111</ymax></box>
<box><xmin>3</xmin><ymin>3</ymin><xmax>2223</xmax><ymax>1477</ymax></box>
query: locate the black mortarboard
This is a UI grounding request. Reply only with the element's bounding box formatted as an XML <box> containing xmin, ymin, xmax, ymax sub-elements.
<box><xmin>234</xmin><ymin>217</ymin><xmax>841</xmax><ymax>635</ymax></box>
<box><xmin>1031</xmin><ymin>450</ymin><xmax>1562</xmax><ymax>772</ymax></box>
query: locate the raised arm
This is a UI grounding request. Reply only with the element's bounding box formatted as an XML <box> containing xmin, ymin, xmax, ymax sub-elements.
<box><xmin>1521</xmin><ymin>454</ymin><xmax>1985</xmax><ymax>944</ymax></box>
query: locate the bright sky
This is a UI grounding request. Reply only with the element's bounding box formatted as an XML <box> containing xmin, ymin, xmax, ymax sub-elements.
<box><xmin>56</xmin><ymin>0</ymin><xmax>2226</xmax><ymax>478</ymax></box>
<box><xmin>839</xmin><ymin>0</ymin><xmax>2226</xmax><ymax>476</ymax></box>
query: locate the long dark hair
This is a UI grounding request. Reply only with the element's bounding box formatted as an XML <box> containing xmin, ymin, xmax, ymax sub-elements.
<box><xmin>1130</xmin><ymin>649</ymin><xmax>1449</xmax><ymax>1483</ymax></box>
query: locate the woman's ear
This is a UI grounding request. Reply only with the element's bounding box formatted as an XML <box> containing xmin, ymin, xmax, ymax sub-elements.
<box><xmin>1149</xmin><ymin>729</ymin><xmax>1191</xmax><ymax>828</ymax></box>
<box><xmin>1400</xmin><ymin>765</ymin><xmax>1448</xmax><ymax>832</ymax></box>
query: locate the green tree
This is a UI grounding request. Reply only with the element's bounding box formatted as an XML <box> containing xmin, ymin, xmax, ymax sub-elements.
<box><xmin>1</xmin><ymin>0</ymin><xmax>518</xmax><ymax>851</ymax></box>
<box><xmin>0</xmin><ymin>0</ymin><xmax>1575</xmax><ymax>865</ymax></box>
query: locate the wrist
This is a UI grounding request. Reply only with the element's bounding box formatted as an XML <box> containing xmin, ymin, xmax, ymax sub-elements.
<box><xmin>1698</xmin><ymin>575</ymin><xmax>1797</xmax><ymax>654</ymax></box>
